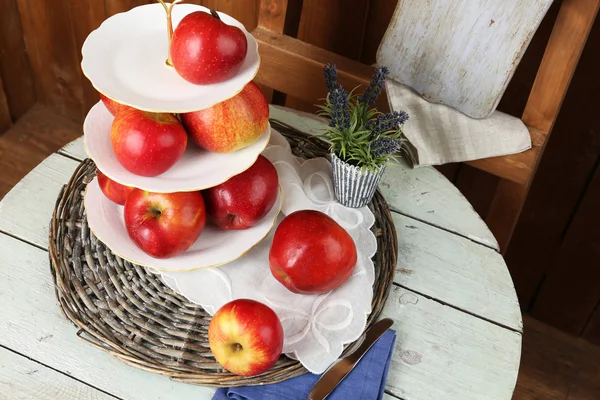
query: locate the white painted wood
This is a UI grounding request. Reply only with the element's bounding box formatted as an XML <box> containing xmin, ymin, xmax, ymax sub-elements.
<box><xmin>395</xmin><ymin>213</ymin><xmax>521</xmax><ymax>332</ymax></box>
<box><xmin>0</xmin><ymin>155</ymin><xmax>80</xmax><ymax>248</ymax></box>
<box><xmin>380</xmin><ymin>160</ymin><xmax>499</xmax><ymax>249</ymax></box>
<box><xmin>0</xmin><ymin>233</ymin><xmax>216</xmax><ymax>400</ymax></box>
<box><xmin>382</xmin><ymin>285</ymin><xmax>521</xmax><ymax>400</ymax></box>
<box><xmin>0</xmin><ymin>232</ymin><xmax>520</xmax><ymax>400</ymax></box>
<box><xmin>59</xmin><ymin>137</ymin><xmax>87</xmax><ymax>160</ymax></box>
<box><xmin>377</xmin><ymin>0</ymin><xmax>553</xmax><ymax>118</ymax></box>
<box><xmin>0</xmin><ymin>347</ymin><xmax>116</xmax><ymax>399</ymax></box>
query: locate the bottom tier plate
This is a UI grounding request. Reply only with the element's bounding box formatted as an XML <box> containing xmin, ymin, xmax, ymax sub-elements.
<box><xmin>84</xmin><ymin>177</ymin><xmax>282</xmax><ymax>272</ymax></box>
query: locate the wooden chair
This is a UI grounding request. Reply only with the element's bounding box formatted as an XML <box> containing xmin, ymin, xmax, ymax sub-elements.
<box><xmin>251</xmin><ymin>0</ymin><xmax>599</xmax><ymax>253</ymax></box>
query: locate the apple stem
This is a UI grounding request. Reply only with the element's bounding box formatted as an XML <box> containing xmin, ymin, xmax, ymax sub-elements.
<box><xmin>157</xmin><ymin>0</ymin><xmax>184</xmax><ymax>67</ymax></box>
<box><xmin>210</xmin><ymin>9</ymin><xmax>221</xmax><ymax>21</ymax></box>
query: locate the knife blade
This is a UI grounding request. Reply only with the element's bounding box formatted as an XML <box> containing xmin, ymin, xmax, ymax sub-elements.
<box><xmin>308</xmin><ymin>318</ymin><xmax>394</xmax><ymax>400</ymax></box>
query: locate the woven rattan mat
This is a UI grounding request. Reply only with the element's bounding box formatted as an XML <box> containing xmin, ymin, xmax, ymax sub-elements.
<box><xmin>49</xmin><ymin>121</ymin><xmax>398</xmax><ymax>387</ymax></box>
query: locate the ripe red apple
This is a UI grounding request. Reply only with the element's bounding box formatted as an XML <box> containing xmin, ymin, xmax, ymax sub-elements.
<box><xmin>171</xmin><ymin>10</ymin><xmax>247</xmax><ymax>84</ymax></box>
<box><xmin>208</xmin><ymin>299</ymin><xmax>283</xmax><ymax>376</ymax></box>
<box><xmin>99</xmin><ymin>92</ymin><xmax>132</xmax><ymax>116</ymax></box>
<box><xmin>124</xmin><ymin>189</ymin><xmax>206</xmax><ymax>258</ymax></box>
<box><xmin>111</xmin><ymin>109</ymin><xmax>187</xmax><ymax>177</ymax></box>
<box><xmin>203</xmin><ymin>155</ymin><xmax>278</xmax><ymax>230</ymax></box>
<box><xmin>97</xmin><ymin>171</ymin><xmax>134</xmax><ymax>205</ymax></box>
<box><xmin>269</xmin><ymin>210</ymin><xmax>357</xmax><ymax>294</ymax></box>
<box><xmin>181</xmin><ymin>81</ymin><xmax>268</xmax><ymax>153</ymax></box>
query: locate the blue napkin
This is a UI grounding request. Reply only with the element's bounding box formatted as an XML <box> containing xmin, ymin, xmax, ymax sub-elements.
<box><xmin>213</xmin><ymin>329</ymin><xmax>396</xmax><ymax>400</ymax></box>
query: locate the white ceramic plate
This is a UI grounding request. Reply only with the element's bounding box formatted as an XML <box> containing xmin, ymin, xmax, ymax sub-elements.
<box><xmin>84</xmin><ymin>101</ymin><xmax>271</xmax><ymax>192</ymax></box>
<box><xmin>81</xmin><ymin>3</ymin><xmax>260</xmax><ymax>113</ymax></box>
<box><xmin>84</xmin><ymin>177</ymin><xmax>282</xmax><ymax>272</ymax></box>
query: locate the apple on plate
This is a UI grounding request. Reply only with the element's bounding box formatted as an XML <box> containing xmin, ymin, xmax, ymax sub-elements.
<box><xmin>124</xmin><ymin>189</ymin><xmax>206</xmax><ymax>258</ymax></box>
<box><xmin>181</xmin><ymin>81</ymin><xmax>268</xmax><ymax>153</ymax></box>
<box><xmin>111</xmin><ymin>109</ymin><xmax>187</xmax><ymax>177</ymax></box>
<box><xmin>99</xmin><ymin>92</ymin><xmax>132</xmax><ymax>116</ymax></box>
<box><xmin>203</xmin><ymin>155</ymin><xmax>278</xmax><ymax>230</ymax></box>
<box><xmin>97</xmin><ymin>171</ymin><xmax>134</xmax><ymax>205</ymax></box>
<box><xmin>208</xmin><ymin>299</ymin><xmax>283</xmax><ymax>376</ymax></box>
<box><xmin>269</xmin><ymin>210</ymin><xmax>357</xmax><ymax>294</ymax></box>
<box><xmin>171</xmin><ymin>10</ymin><xmax>247</xmax><ymax>84</ymax></box>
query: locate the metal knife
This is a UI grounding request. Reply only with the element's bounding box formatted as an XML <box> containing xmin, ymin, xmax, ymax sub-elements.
<box><xmin>308</xmin><ymin>318</ymin><xmax>394</xmax><ymax>400</ymax></box>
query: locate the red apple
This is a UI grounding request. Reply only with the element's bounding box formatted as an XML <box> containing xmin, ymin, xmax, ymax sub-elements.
<box><xmin>171</xmin><ymin>10</ymin><xmax>247</xmax><ymax>84</ymax></box>
<box><xmin>203</xmin><ymin>155</ymin><xmax>278</xmax><ymax>230</ymax></box>
<box><xmin>269</xmin><ymin>210</ymin><xmax>357</xmax><ymax>294</ymax></box>
<box><xmin>182</xmin><ymin>81</ymin><xmax>268</xmax><ymax>153</ymax></box>
<box><xmin>97</xmin><ymin>171</ymin><xmax>134</xmax><ymax>205</ymax></box>
<box><xmin>99</xmin><ymin>92</ymin><xmax>132</xmax><ymax>116</ymax></box>
<box><xmin>111</xmin><ymin>109</ymin><xmax>187</xmax><ymax>177</ymax></box>
<box><xmin>124</xmin><ymin>189</ymin><xmax>206</xmax><ymax>258</ymax></box>
<box><xmin>208</xmin><ymin>299</ymin><xmax>283</xmax><ymax>376</ymax></box>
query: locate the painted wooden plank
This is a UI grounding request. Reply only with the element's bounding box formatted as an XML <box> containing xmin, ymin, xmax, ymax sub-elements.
<box><xmin>0</xmin><ymin>232</ymin><xmax>519</xmax><ymax>400</ymax></box>
<box><xmin>380</xmin><ymin>161</ymin><xmax>499</xmax><ymax>249</ymax></box>
<box><xmin>382</xmin><ymin>285</ymin><xmax>521</xmax><ymax>400</ymax></box>
<box><xmin>0</xmin><ymin>233</ymin><xmax>216</xmax><ymax>400</ymax></box>
<box><xmin>0</xmin><ymin>347</ymin><xmax>117</xmax><ymax>399</ymax></box>
<box><xmin>59</xmin><ymin>137</ymin><xmax>87</xmax><ymax>161</ymax></box>
<box><xmin>395</xmin><ymin>213</ymin><xmax>522</xmax><ymax>332</ymax></box>
<box><xmin>377</xmin><ymin>0</ymin><xmax>553</xmax><ymax>118</ymax></box>
<box><xmin>0</xmin><ymin>154</ymin><xmax>80</xmax><ymax>247</ymax></box>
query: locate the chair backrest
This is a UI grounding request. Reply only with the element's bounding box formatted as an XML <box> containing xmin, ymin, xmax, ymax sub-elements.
<box><xmin>253</xmin><ymin>0</ymin><xmax>598</xmax><ymax>182</ymax></box>
<box><xmin>252</xmin><ymin>0</ymin><xmax>599</xmax><ymax>251</ymax></box>
<box><xmin>377</xmin><ymin>0</ymin><xmax>554</xmax><ymax>118</ymax></box>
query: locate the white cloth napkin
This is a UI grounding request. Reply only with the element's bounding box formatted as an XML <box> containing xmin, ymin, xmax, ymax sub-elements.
<box><xmin>157</xmin><ymin>130</ymin><xmax>377</xmax><ymax>374</ymax></box>
<box><xmin>386</xmin><ymin>81</ymin><xmax>532</xmax><ymax>166</ymax></box>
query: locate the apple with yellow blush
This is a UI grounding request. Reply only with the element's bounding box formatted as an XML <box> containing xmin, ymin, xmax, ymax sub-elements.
<box><xmin>208</xmin><ymin>299</ymin><xmax>283</xmax><ymax>376</ymax></box>
<box><xmin>182</xmin><ymin>81</ymin><xmax>268</xmax><ymax>153</ymax></box>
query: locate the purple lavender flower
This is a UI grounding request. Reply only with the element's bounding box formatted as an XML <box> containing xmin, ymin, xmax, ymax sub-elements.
<box><xmin>366</xmin><ymin>111</ymin><xmax>409</xmax><ymax>136</ymax></box>
<box><xmin>324</xmin><ymin>64</ymin><xmax>338</xmax><ymax>93</ymax></box>
<box><xmin>329</xmin><ymin>82</ymin><xmax>350</xmax><ymax>130</ymax></box>
<box><xmin>358</xmin><ymin>66</ymin><xmax>389</xmax><ymax>107</ymax></box>
<box><xmin>371</xmin><ymin>137</ymin><xmax>403</xmax><ymax>157</ymax></box>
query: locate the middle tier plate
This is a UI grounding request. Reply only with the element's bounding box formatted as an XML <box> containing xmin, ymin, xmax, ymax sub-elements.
<box><xmin>84</xmin><ymin>101</ymin><xmax>271</xmax><ymax>192</ymax></box>
<box><xmin>84</xmin><ymin>177</ymin><xmax>282</xmax><ymax>272</ymax></box>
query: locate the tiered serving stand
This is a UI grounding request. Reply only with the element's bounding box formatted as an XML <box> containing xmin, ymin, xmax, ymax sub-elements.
<box><xmin>48</xmin><ymin>2</ymin><xmax>397</xmax><ymax>387</ymax></box>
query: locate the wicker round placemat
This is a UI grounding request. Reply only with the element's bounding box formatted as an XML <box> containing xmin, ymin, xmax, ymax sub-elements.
<box><xmin>48</xmin><ymin>120</ymin><xmax>398</xmax><ymax>387</ymax></box>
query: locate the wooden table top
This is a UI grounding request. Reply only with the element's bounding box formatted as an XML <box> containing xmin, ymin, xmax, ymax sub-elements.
<box><xmin>0</xmin><ymin>106</ymin><xmax>522</xmax><ymax>400</ymax></box>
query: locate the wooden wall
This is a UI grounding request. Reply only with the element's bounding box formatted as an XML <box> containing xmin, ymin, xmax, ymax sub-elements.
<box><xmin>1</xmin><ymin>0</ymin><xmax>600</xmax><ymax>344</ymax></box>
<box><xmin>0</xmin><ymin>0</ymin><xmax>36</xmax><ymax>131</ymax></box>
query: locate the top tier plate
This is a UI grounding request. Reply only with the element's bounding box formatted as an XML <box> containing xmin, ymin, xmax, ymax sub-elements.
<box><xmin>81</xmin><ymin>3</ymin><xmax>260</xmax><ymax>113</ymax></box>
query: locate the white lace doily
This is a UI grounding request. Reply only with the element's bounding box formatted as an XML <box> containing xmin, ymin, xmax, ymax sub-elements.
<box><xmin>156</xmin><ymin>130</ymin><xmax>377</xmax><ymax>373</ymax></box>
